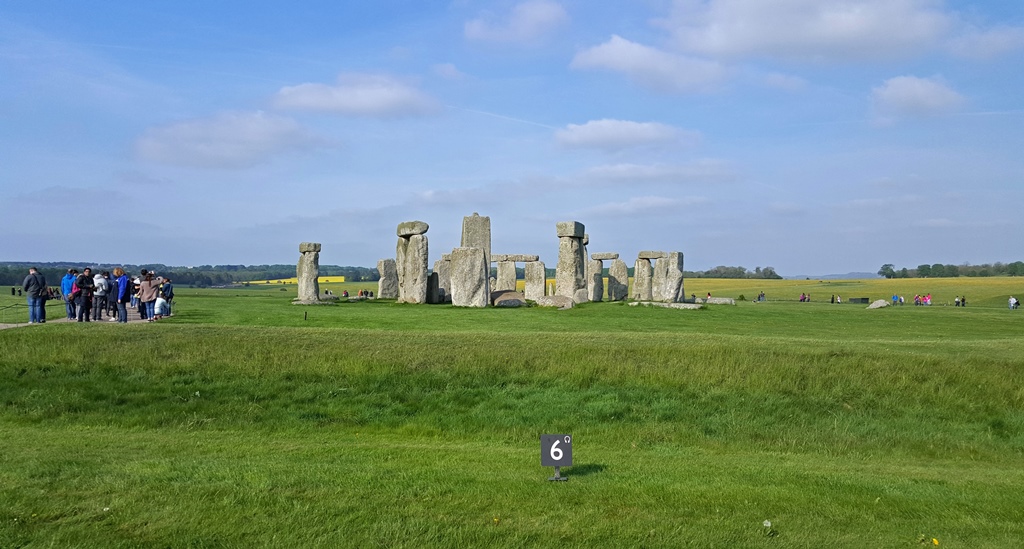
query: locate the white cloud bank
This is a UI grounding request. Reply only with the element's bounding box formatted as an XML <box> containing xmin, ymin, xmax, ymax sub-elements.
<box><xmin>584</xmin><ymin>160</ymin><xmax>735</xmax><ymax>184</ymax></box>
<box><xmin>871</xmin><ymin>75</ymin><xmax>965</xmax><ymax>123</ymax></box>
<box><xmin>662</xmin><ymin>0</ymin><xmax>950</xmax><ymax>61</ymax></box>
<box><xmin>465</xmin><ymin>0</ymin><xmax>568</xmax><ymax>44</ymax></box>
<box><xmin>571</xmin><ymin>35</ymin><xmax>726</xmax><ymax>93</ymax></box>
<box><xmin>556</xmin><ymin>119</ymin><xmax>697</xmax><ymax>150</ymax></box>
<box><xmin>273</xmin><ymin>73</ymin><xmax>438</xmax><ymax>117</ymax></box>
<box><xmin>135</xmin><ymin>111</ymin><xmax>326</xmax><ymax>169</ymax></box>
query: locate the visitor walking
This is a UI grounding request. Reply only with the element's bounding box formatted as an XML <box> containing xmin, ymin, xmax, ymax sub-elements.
<box><xmin>61</xmin><ymin>269</ymin><xmax>77</xmax><ymax>320</ymax></box>
<box><xmin>138</xmin><ymin>272</ymin><xmax>164</xmax><ymax>322</ymax></box>
<box><xmin>114</xmin><ymin>268</ymin><xmax>131</xmax><ymax>323</ymax></box>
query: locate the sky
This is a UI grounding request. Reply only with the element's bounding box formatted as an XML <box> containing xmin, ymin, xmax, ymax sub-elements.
<box><xmin>2</xmin><ymin>1</ymin><xmax>1022</xmax><ymax>275</ymax></box>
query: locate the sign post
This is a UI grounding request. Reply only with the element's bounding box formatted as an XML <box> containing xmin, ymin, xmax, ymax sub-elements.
<box><xmin>540</xmin><ymin>434</ymin><xmax>572</xmax><ymax>481</ymax></box>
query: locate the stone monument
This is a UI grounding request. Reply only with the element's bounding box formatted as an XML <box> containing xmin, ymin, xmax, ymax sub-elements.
<box><xmin>396</xmin><ymin>221</ymin><xmax>429</xmax><ymax>304</ymax></box>
<box><xmin>450</xmin><ymin>247</ymin><xmax>489</xmax><ymax>307</ymax></box>
<box><xmin>377</xmin><ymin>258</ymin><xmax>398</xmax><ymax>299</ymax></box>
<box><xmin>295</xmin><ymin>242</ymin><xmax>321</xmax><ymax>303</ymax></box>
<box><xmin>555</xmin><ymin>221</ymin><xmax>587</xmax><ymax>302</ymax></box>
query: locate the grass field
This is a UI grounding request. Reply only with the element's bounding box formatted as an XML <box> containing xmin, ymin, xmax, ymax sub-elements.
<box><xmin>1</xmin><ymin>277</ymin><xmax>1022</xmax><ymax>547</ymax></box>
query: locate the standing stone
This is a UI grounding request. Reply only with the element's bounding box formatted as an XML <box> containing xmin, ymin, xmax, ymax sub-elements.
<box><xmin>377</xmin><ymin>258</ymin><xmax>398</xmax><ymax>299</ymax></box>
<box><xmin>632</xmin><ymin>258</ymin><xmax>653</xmax><ymax>301</ymax></box>
<box><xmin>433</xmin><ymin>256</ymin><xmax>452</xmax><ymax>303</ymax></box>
<box><xmin>608</xmin><ymin>259</ymin><xmax>629</xmax><ymax>301</ymax></box>
<box><xmin>461</xmin><ymin>213</ymin><xmax>491</xmax><ymax>268</ymax></box>
<box><xmin>296</xmin><ymin>242</ymin><xmax>321</xmax><ymax>303</ymax></box>
<box><xmin>426</xmin><ymin>272</ymin><xmax>440</xmax><ymax>304</ymax></box>
<box><xmin>555</xmin><ymin>221</ymin><xmax>586</xmax><ymax>300</ymax></box>
<box><xmin>524</xmin><ymin>261</ymin><xmax>546</xmax><ymax>301</ymax></box>
<box><xmin>587</xmin><ymin>259</ymin><xmax>604</xmax><ymax>302</ymax></box>
<box><xmin>495</xmin><ymin>260</ymin><xmax>517</xmax><ymax>291</ymax></box>
<box><xmin>652</xmin><ymin>252</ymin><xmax>685</xmax><ymax>302</ymax></box>
<box><xmin>450</xmin><ymin>247</ymin><xmax>489</xmax><ymax>307</ymax></box>
<box><xmin>396</xmin><ymin>230</ymin><xmax>428</xmax><ymax>304</ymax></box>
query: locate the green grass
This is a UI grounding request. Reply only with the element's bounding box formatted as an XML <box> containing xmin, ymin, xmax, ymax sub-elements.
<box><xmin>1</xmin><ymin>281</ymin><xmax>1023</xmax><ymax>547</ymax></box>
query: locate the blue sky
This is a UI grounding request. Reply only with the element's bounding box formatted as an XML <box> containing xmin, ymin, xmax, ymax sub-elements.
<box><xmin>2</xmin><ymin>1</ymin><xmax>1022</xmax><ymax>275</ymax></box>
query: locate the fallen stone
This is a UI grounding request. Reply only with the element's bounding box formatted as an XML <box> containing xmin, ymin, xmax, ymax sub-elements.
<box><xmin>703</xmin><ymin>297</ymin><xmax>736</xmax><ymax>305</ymax></box>
<box><xmin>629</xmin><ymin>302</ymin><xmax>703</xmax><ymax>310</ymax></box>
<box><xmin>491</xmin><ymin>290</ymin><xmax>526</xmax><ymax>307</ymax></box>
<box><xmin>867</xmin><ymin>299</ymin><xmax>889</xmax><ymax>309</ymax></box>
<box><xmin>573</xmin><ymin>287</ymin><xmax>589</xmax><ymax>304</ymax></box>
<box><xmin>638</xmin><ymin>251</ymin><xmax>667</xmax><ymax>259</ymax></box>
<box><xmin>591</xmin><ymin>252</ymin><xmax>618</xmax><ymax>261</ymax></box>
<box><xmin>535</xmin><ymin>295</ymin><xmax>574</xmax><ymax>309</ymax></box>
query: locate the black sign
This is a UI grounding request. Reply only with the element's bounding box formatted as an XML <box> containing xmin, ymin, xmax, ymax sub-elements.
<box><xmin>540</xmin><ymin>434</ymin><xmax>572</xmax><ymax>467</ymax></box>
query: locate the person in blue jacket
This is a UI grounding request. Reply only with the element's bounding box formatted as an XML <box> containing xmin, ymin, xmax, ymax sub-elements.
<box><xmin>61</xmin><ymin>269</ymin><xmax>78</xmax><ymax>320</ymax></box>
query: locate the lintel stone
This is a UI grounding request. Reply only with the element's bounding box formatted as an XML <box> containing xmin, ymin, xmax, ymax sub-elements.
<box><xmin>638</xmin><ymin>250</ymin><xmax>668</xmax><ymax>259</ymax></box>
<box><xmin>591</xmin><ymin>252</ymin><xmax>618</xmax><ymax>260</ymax></box>
<box><xmin>555</xmin><ymin>221</ymin><xmax>585</xmax><ymax>238</ymax></box>
<box><xmin>396</xmin><ymin>220</ymin><xmax>429</xmax><ymax>237</ymax></box>
<box><xmin>299</xmin><ymin>242</ymin><xmax>321</xmax><ymax>253</ymax></box>
<box><xmin>493</xmin><ymin>253</ymin><xmax>540</xmax><ymax>262</ymax></box>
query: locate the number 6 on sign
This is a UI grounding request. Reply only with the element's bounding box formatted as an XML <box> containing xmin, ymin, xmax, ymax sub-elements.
<box><xmin>540</xmin><ymin>434</ymin><xmax>572</xmax><ymax>467</ymax></box>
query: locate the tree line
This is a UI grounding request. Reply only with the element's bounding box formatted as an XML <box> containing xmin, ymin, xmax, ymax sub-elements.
<box><xmin>878</xmin><ymin>262</ymin><xmax>1024</xmax><ymax>279</ymax></box>
<box><xmin>0</xmin><ymin>263</ymin><xmax>379</xmax><ymax>288</ymax></box>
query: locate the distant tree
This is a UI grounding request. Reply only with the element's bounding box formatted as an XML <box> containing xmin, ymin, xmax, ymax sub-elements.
<box><xmin>1008</xmin><ymin>261</ymin><xmax>1024</xmax><ymax>276</ymax></box>
<box><xmin>878</xmin><ymin>264</ymin><xmax>896</xmax><ymax>279</ymax></box>
<box><xmin>945</xmin><ymin>264</ymin><xmax>959</xmax><ymax>277</ymax></box>
<box><xmin>899</xmin><ymin>268</ymin><xmax>909</xmax><ymax>278</ymax></box>
<box><xmin>930</xmin><ymin>263</ymin><xmax>945</xmax><ymax>277</ymax></box>
<box><xmin>917</xmin><ymin>264</ymin><xmax>932</xmax><ymax>278</ymax></box>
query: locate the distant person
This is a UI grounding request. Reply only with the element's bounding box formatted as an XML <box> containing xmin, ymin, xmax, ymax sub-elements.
<box><xmin>75</xmin><ymin>268</ymin><xmax>96</xmax><ymax>322</ymax></box>
<box><xmin>954</xmin><ymin>296</ymin><xmax>960</xmax><ymax>307</ymax></box>
<box><xmin>836</xmin><ymin>295</ymin><xmax>842</xmax><ymax>304</ymax></box>
<box><xmin>1010</xmin><ymin>296</ymin><xmax>1018</xmax><ymax>310</ymax></box>
<box><xmin>114</xmin><ymin>268</ymin><xmax>131</xmax><ymax>323</ymax></box>
<box><xmin>961</xmin><ymin>296</ymin><xmax>967</xmax><ymax>307</ymax></box>
<box><xmin>893</xmin><ymin>294</ymin><xmax>899</xmax><ymax>306</ymax></box>
<box><xmin>154</xmin><ymin>295</ymin><xmax>170</xmax><ymax>319</ymax></box>
<box><xmin>138</xmin><ymin>272</ymin><xmax>164</xmax><ymax>322</ymax></box>
<box><xmin>831</xmin><ymin>294</ymin><xmax>835</xmax><ymax>304</ymax></box>
<box><xmin>106</xmin><ymin>272</ymin><xmax>119</xmax><ymax>319</ymax></box>
<box><xmin>61</xmin><ymin>269</ymin><xmax>78</xmax><ymax>320</ymax></box>
<box><xmin>21</xmin><ymin>267</ymin><xmax>47</xmax><ymax>324</ymax></box>
<box><xmin>161</xmin><ymin>278</ymin><xmax>175</xmax><ymax>316</ymax></box>
<box><xmin>93</xmin><ymin>271</ymin><xmax>110</xmax><ymax>321</ymax></box>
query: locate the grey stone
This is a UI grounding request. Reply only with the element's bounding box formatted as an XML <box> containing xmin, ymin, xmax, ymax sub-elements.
<box><xmin>555</xmin><ymin>235</ymin><xmax>586</xmax><ymax>299</ymax></box>
<box><xmin>396</xmin><ymin>234</ymin><xmax>428</xmax><ymax>304</ymax></box>
<box><xmin>591</xmin><ymin>252</ymin><xmax>618</xmax><ymax>260</ymax></box>
<box><xmin>555</xmin><ymin>220</ymin><xmax>585</xmax><ymax>238</ymax></box>
<box><xmin>703</xmin><ymin>297</ymin><xmax>736</xmax><ymax>305</ymax></box>
<box><xmin>583</xmin><ymin>233</ymin><xmax>589</xmax><ymax>246</ymax></box>
<box><xmin>495</xmin><ymin>260</ymin><xmax>517</xmax><ymax>291</ymax></box>
<box><xmin>461</xmin><ymin>213</ymin><xmax>491</xmax><ymax>267</ymax></box>
<box><xmin>536</xmin><ymin>295</ymin><xmax>574</xmax><ymax>309</ymax></box>
<box><xmin>299</xmin><ymin>242</ymin><xmax>321</xmax><ymax>253</ymax></box>
<box><xmin>450</xmin><ymin>247</ymin><xmax>489</xmax><ymax>307</ymax></box>
<box><xmin>867</xmin><ymin>299</ymin><xmax>889</xmax><ymax>309</ymax></box>
<box><xmin>652</xmin><ymin>252</ymin><xmax>685</xmax><ymax>303</ymax></box>
<box><xmin>586</xmin><ymin>259</ymin><xmax>603</xmax><ymax>302</ymax></box>
<box><xmin>396</xmin><ymin>220</ymin><xmax>429</xmax><ymax>237</ymax></box>
<box><xmin>295</xmin><ymin>245</ymin><xmax>320</xmax><ymax>303</ymax></box>
<box><xmin>632</xmin><ymin>258</ymin><xmax>653</xmax><ymax>301</ymax></box>
<box><xmin>638</xmin><ymin>250</ymin><xmax>667</xmax><ymax>260</ymax></box>
<box><xmin>491</xmin><ymin>290</ymin><xmax>526</xmax><ymax>308</ymax></box>
<box><xmin>524</xmin><ymin>261</ymin><xmax>546</xmax><ymax>301</ymax></box>
<box><xmin>426</xmin><ymin>272</ymin><xmax>440</xmax><ymax>304</ymax></box>
<box><xmin>492</xmin><ymin>254</ymin><xmax>540</xmax><ymax>263</ymax></box>
<box><xmin>377</xmin><ymin>258</ymin><xmax>398</xmax><ymax>299</ymax></box>
<box><xmin>607</xmin><ymin>259</ymin><xmax>628</xmax><ymax>301</ymax></box>
<box><xmin>433</xmin><ymin>257</ymin><xmax>452</xmax><ymax>303</ymax></box>
<box><xmin>629</xmin><ymin>302</ymin><xmax>703</xmax><ymax>310</ymax></box>
<box><xmin>573</xmin><ymin>288</ymin><xmax>589</xmax><ymax>304</ymax></box>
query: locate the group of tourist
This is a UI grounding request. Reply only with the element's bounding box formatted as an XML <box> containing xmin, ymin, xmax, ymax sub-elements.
<box><xmin>20</xmin><ymin>267</ymin><xmax>175</xmax><ymax>324</ymax></box>
<box><xmin>1010</xmin><ymin>296</ymin><xmax>1020</xmax><ymax>310</ymax></box>
<box><xmin>953</xmin><ymin>296</ymin><xmax>968</xmax><ymax>307</ymax></box>
<box><xmin>799</xmin><ymin>293</ymin><xmax>812</xmax><ymax>302</ymax></box>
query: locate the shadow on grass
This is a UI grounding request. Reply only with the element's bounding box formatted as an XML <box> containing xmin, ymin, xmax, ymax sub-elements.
<box><xmin>565</xmin><ymin>463</ymin><xmax>606</xmax><ymax>477</ymax></box>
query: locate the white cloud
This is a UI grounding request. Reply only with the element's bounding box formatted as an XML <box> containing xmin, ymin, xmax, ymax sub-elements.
<box><xmin>871</xmin><ymin>75</ymin><xmax>965</xmax><ymax>123</ymax></box>
<box><xmin>555</xmin><ymin>119</ymin><xmax>697</xmax><ymax>150</ymax></box>
<box><xmin>465</xmin><ymin>0</ymin><xmax>568</xmax><ymax>44</ymax></box>
<box><xmin>949</xmin><ymin>26</ymin><xmax>1024</xmax><ymax>59</ymax></box>
<box><xmin>135</xmin><ymin>111</ymin><xmax>326</xmax><ymax>169</ymax></box>
<box><xmin>584</xmin><ymin>160</ymin><xmax>735</xmax><ymax>183</ymax></box>
<box><xmin>571</xmin><ymin>35</ymin><xmax>727</xmax><ymax>93</ymax></box>
<box><xmin>273</xmin><ymin>73</ymin><xmax>438</xmax><ymax>117</ymax></box>
<box><xmin>579</xmin><ymin>195</ymin><xmax>707</xmax><ymax>217</ymax></box>
<box><xmin>433</xmin><ymin>63</ymin><xmax>467</xmax><ymax>80</ymax></box>
<box><xmin>662</xmin><ymin>0</ymin><xmax>951</xmax><ymax>61</ymax></box>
